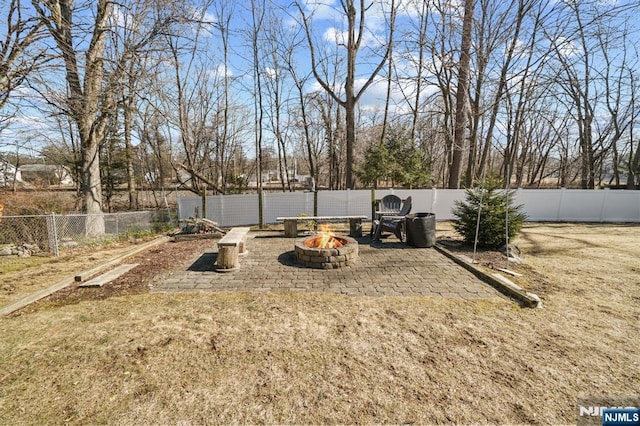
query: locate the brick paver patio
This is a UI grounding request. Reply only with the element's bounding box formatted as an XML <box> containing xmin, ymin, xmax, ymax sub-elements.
<box><xmin>151</xmin><ymin>231</ymin><xmax>502</xmax><ymax>299</ymax></box>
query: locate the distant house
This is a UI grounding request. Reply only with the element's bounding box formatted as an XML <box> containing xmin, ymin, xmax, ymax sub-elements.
<box><xmin>0</xmin><ymin>161</ymin><xmax>22</xmax><ymax>186</ymax></box>
<box><xmin>18</xmin><ymin>164</ymin><xmax>74</xmax><ymax>186</ymax></box>
<box><xmin>176</xmin><ymin>168</ymin><xmax>193</xmax><ymax>187</ymax></box>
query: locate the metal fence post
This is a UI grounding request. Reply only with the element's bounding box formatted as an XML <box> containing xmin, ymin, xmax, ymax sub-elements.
<box><xmin>48</xmin><ymin>212</ymin><xmax>59</xmax><ymax>257</ymax></box>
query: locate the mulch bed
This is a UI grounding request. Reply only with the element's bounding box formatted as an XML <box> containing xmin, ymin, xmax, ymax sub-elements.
<box><xmin>14</xmin><ymin>239</ymin><xmax>214</xmax><ymax>315</ymax></box>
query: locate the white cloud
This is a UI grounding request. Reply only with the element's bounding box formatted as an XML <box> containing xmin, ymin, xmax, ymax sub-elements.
<box><xmin>299</xmin><ymin>0</ymin><xmax>342</xmax><ymax>21</ymax></box>
<box><xmin>555</xmin><ymin>36</ymin><xmax>579</xmax><ymax>57</ymax></box>
<box><xmin>9</xmin><ymin>115</ymin><xmax>49</xmax><ymax>131</ymax></box>
<box><xmin>302</xmin><ymin>0</ymin><xmax>394</xmax><ymax>47</ymax></box>
<box><xmin>308</xmin><ymin>80</ymin><xmax>341</xmax><ymax>97</ymax></box>
<box><xmin>323</xmin><ymin>27</ymin><xmax>346</xmax><ymax>45</ymax></box>
<box><xmin>322</xmin><ymin>25</ymin><xmax>386</xmax><ymax>50</ymax></box>
<box><xmin>356</xmin><ymin>75</ymin><xmax>433</xmax><ymax>115</ymax></box>
<box><xmin>187</xmin><ymin>6</ymin><xmax>217</xmax><ymax>37</ymax></box>
<box><xmin>306</xmin><ymin>70</ymin><xmax>438</xmax><ymax>116</ymax></box>
<box><xmin>202</xmin><ymin>10</ymin><xmax>217</xmax><ymax>29</ymax></box>
<box><xmin>1</xmin><ymin>114</ymin><xmax>58</xmax><ymax>155</ymax></box>
<box><xmin>397</xmin><ymin>0</ymin><xmax>425</xmax><ymax>19</ymax></box>
<box><xmin>264</xmin><ymin>66</ymin><xmax>277</xmax><ymax>80</ymax></box>
<box><xmin>208</xmin><ymin>64</ymin><xmax>234</xmax><ymax>80</ymax></box>
<box><xmin>512</xmin><ymin>39</ymin><xmax>529</xmax><ymax>56</ymax></box>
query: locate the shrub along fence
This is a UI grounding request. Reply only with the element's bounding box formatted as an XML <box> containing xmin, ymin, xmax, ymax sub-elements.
<box><xmin>177</xmin><ymin>188</ymin><xmax>640</xmax><ymax>227</ymax></box>
<box><xmin>0</xmin><ymin>209</ymin><xmax>177</xmax><ymax>256</ymax></box>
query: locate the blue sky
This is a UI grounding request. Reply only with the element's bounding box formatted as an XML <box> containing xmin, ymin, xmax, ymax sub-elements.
<box><xmin>2</xmin><ymin>0</ymin><xmax>640</xmax><ymax>157</ymax></box>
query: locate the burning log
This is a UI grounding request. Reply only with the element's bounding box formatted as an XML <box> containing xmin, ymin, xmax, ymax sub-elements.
<box><xmin>304</xmin><ymin>224</ymin><xmax>344</xmax><ymax>249</ymax></box>
<box><xmin>305</xmin><ymin>233</ymin><xmax>344</xmax><ymax>249</ymax></box>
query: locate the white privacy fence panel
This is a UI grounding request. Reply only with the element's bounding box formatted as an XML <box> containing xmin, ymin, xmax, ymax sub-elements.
<box><xmin>376</xmin><ymin>189</ymin><xmax>430</xmax><ymax>214</ymax></box>
<box><xmin>518</xmin><ymin>189</ymin><xmax>640</xmax><ymax>222</ymax></box>
<box><xmin>213</xmin><ymin>194</ymin><xmax>259</xmax><ymax>226</ymax></box>
<box><xmin>375</xmin><ymin>189</ymin><xmax>468</xmax><ymax>219</ymax></box>
<box><xmin>263</xmin><ymin>192</ymin><xmax>314</xmax><ymax>223</ymax></box>
<box><xmin>317</xmin><ymin>190</ymin><xmax>371</xmax><ymax>217</ymax></box>
<box><xmin>428</xmin><ymin>189</ymin><xmax>466</xmax><ymax>219</ymax></box>
<box><xmin>178</xmin><ymin>194</ymin><xmax>259</xmax><ymax>227</ymax></box>
<box><xmin>178</xmin><ymin>189</ymin><xmax>640</xmax><ymax>226</ymax></box>
<box><xmin>600</xmin><ymin>190</ymin><xmax>640</xmax><ymax>222</ymax></box>
<box><xmin>556</xmin><ymin>190</ymin><xmax>608</xmax><ymax>222</ymax></box>
<box><xmin>177</xmin><ymin>196</ymin><xmax>202</xmax><ymax>219</ymax></box>
<box><xmin>513</xmin><ymin>190</ymin><xmax>563</xmax><ymax>221</ymax></box>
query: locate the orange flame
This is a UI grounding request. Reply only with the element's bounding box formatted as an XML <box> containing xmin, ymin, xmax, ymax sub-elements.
<box><xmin>305</xmin><ymin>224</ymin><xmax>344</xmax><ymax>248</ymax></box>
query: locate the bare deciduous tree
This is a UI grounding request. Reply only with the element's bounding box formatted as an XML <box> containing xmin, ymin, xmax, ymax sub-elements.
<box><xmin>297</xmin><ymin>0</ymin><xmax>396</xmax><ymax>189</ymax></box>
<box><xmin>280</xmin><ymin>23</ymin><xmax>316</xmax><ymax>186</ymax></box>
<box><xmin>263</xmin><ymin>11</ymin><xmax>293</xmax><ymax>191</ymax></box>
<box><xmin>547</xmin><ymin>0</ymin><xmax>639</xmax><ymax>188</ymax></box>
<box><xmin>32</xmin><ymin>0</ymin><xmax>114</xmax><ymax>234</ymax></box>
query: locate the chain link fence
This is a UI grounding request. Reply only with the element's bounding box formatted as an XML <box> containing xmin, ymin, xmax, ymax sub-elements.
<box><xmin>0</xmin><ymin>209</ymin><xmax>177</xmax><ymax>256</ymax></box>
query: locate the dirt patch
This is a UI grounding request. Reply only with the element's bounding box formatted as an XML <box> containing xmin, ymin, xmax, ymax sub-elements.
<box><xmin>0</xmin><ymin>241</ymin><xmax>159</xmax><ymax>308</ymax></box>
<box><xmin>19</xmin><ymin>239</ymin><xmax>214</xmax><ymax>313</ymax></box>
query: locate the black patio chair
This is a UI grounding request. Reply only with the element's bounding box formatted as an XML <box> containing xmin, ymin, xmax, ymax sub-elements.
<box><xmin>378</xmin><ymin>194</ymin><xmax>401</xmax><ymax>213</ymax></box>
<box><xmin>370</xmin><ymin>194</ymin><xmax>402</xmax><ymax>237</ymax></box>
<box><xmin>372</xmin><ymin>196</ymin><xmax>412</xmax><ymax>242</ymax></box>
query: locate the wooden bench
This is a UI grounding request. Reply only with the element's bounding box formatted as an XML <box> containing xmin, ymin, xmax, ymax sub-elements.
<box><xmin>275</xmin><ymin>216</ymin><xmax>367</xmax><ymax>238</ymax></box>
<box><xmin>215</xmin><ymin>227</ymin><xmax>250</xmax><ymax>272</ymax></box>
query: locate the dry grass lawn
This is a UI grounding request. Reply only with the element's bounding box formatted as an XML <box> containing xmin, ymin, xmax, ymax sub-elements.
<box><xmin>0</xmin><ymin>223</ymin><xmax>638</xmax><ymax>424</ymax></box>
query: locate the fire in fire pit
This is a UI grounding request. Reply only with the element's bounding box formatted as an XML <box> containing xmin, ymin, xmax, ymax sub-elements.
<box><xmin>295</xmin><ymin>225</ymin><xmax>358</xmax><ymax>269</ymax></box>
<box><xmin>304</xmin><ymin>227</ymin><xmax>345</xmax><ymax>249</ymax></box>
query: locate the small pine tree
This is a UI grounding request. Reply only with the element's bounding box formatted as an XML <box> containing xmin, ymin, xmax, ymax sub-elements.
<box><xmin>357</xmin><ymin>127</ymin><xmax>431</xmax><ymax>188</ymax></box>
<box><xmin>452</xmin><ymin>174</ymin><xmax>527</xmax><ymax>249</ymax></box>
<box><xmin>357</xmin><ymin>143</ymin><xmax>390</xmax><ymax>188</ymax></box>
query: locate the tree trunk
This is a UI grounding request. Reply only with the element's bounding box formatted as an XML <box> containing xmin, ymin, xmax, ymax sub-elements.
<box><xmin>344</xmin><ymin>1</ymin><xmax>357</xmax><ymax>189</ymax></box>
<box><xmin>82</xmin><ymin>123</ymin><xmax>105</xmax><ymax>235</ymax></box>
<box><xmin>629</xmin><ymin>142</ymin><xmax>640</xmax><ymax>188</ymax></box>
<box><xmin>448</xmin><ymin>0</ymin><xmax>474</xmax><ymax>189</ymax></box>
<box><xmin>410</xmin><ymin>0</ymin><xmax>428</xmax><ymax>143</ymax></box>
<box><xmin>345</xmin><ymin>99</ymin><xmax>356</xmax><ymax>189</ymax></box>
<box><xmin>123</xmin><ymin>95</ymin><xmax>138</xmax><ymax>210</ymax></box>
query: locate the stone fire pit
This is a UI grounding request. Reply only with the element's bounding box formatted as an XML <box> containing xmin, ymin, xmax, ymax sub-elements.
<box><xmin>294</xmin><ymin>234</ymin><xmax>358</xmax><ymax>269</ymax></box>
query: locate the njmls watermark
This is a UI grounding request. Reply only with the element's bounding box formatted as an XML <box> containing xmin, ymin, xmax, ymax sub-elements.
<box><xmin>578</xmin><ymin>396</ymin><xmax>640</xmax><ymax>426</ymax></box>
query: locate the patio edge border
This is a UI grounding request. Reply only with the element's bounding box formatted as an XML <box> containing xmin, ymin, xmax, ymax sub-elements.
<box><xmin>434</xmin><ymin>243</ymin><xmax>542</xmax><ymax>308</ymax></box>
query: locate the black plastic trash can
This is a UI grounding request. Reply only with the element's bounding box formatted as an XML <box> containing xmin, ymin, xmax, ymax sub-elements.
<box><xmin>405</xmin><ymin>213</ymin><xmax>436</xmax><ymax>248</ymax></box>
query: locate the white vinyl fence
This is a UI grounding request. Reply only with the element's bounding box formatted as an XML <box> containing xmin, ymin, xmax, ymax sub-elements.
<box><xmin>177</xmin><ymin>188</ymin><xmax>640</xmax><ymax>227</ymax></box>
